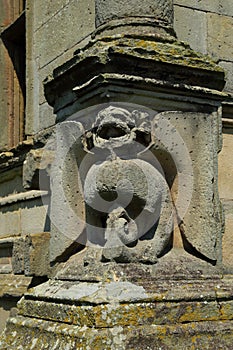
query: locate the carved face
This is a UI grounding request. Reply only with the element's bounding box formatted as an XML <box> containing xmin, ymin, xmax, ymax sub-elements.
<box><xmin>90</xmin><ymin>106</ymin><xmax>151</xmax><ymax>153</ymax></box>
<box><xmin>94</xmin><ymin>106</ymin><xmax>135</xmax><ymax>140</ymax></box>
<box><xmin>81</xmin><ymin>106</ymin><xmax>173</xmax><ymax>261</ymax></box>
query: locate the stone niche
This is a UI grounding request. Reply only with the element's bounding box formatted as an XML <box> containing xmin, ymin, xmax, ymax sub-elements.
<box><xmin>48</xmin><ymin>101</ymin><xmax>222</xmax><ymax>274</ymax></box>
<box><xmin>1</xmin><ymin>1</ymin><xmax>233</xmax><ymax>349</ymax></box>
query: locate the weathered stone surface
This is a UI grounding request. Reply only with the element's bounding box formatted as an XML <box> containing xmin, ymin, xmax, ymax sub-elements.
<box><xmin>34</xmin><ymin>0</ymin><xmax>95</xmax><ymax>69</ymax></box>
<box><xmin>23</xmin><ymin>148</ymin><xmax>53</xmax><ymax>190</ymax></box>
<box><xmin>174</xmin><ymin>5</ymin><xmax>207</xmax><ymax>54</ymax></box>
<box><xmin>219</xmin><ymin>61</ymin><xmax>233</xmax><ymax>93</ymax></box>
<box><xmin>38</xmin><ymin>102</ymin><xmax>56</xmax><ymax>131</ymax></box>
<box><xmin>17</xmin><ymin>298</ymin><xmax>222</xmax><ymax>328</ymax></box>
<box><xmin>155</xmin><ymin>111</ymin><xmax>222</xmax><ymax>262</ymax></box>
<box><xmin>0</xmin><ymin>167</ymin><xmax>24</xmax><ymax>198</ymax></box>
<box><xmin>12</xmin><ymin>232</ymin><xmax>51</xmax><ymax>276</ymax></box>
<box><xmin>24</xmin><ymin>232</ymin><xmax>50</xmax><ymax>276</ymax></box>
<box><xmin>45</xmin><ymin>32</ymin><xmax>225</xmax><ymax>111</ymax></box>
<box><xmin>2</xmin><ymin>316</ymin><xmax>233</xmax><ymax>350</ymax></box>
<box><xmin>0</xmin><ymin>192</ymin><xmax>49</xmax><ymax>239</ymax></box>
<box><xmin>49</xmin><ymin>121</ymin><xmax>86</xmax><ymax>263</ymax></box>
<box><xmin>20</xmin><ymin>197</ymin><xmax>48</xmax><ymax>235</ymax></box>
<box><xmin>32</xmin><ymin>0</ymin><xmax>71</xmax><ymax>30</ymax></box>
<box><xmin>207</xmin><ymin>13</ymin><xmax>233</xmax><ymax>61</ymax></box>
<box><xmin>2</xmin><ymin>277</ymin><xmax>233</xmax><ymax>349</ymax></box>
<box><xmin>174</xmin><ymin>0</ymin><xmax>233</xmax><ymax>17</ymax></box>
<box><xmin>0</xmin><ymin>1</ymin><xmax>230</xmax><ymax>347</ymax></box>
<box><xmin>11</xmin><ymin>238</ymin><xmax>24</xmax><ymax>274</ymax></box>
<box><xmin>222</xmin><ymin>201</ymin><xmax>233</xmax><ymax>269</ymax></box>
<box><xmin>95</xmin><ymin>0</ymin><xmax>173</xmax><ymax>27</ymax></box>
<box><xmin>0</xmin><ymin>274</ymin><xmax>32</xmax><ymax>298</ymax></box>
<box><xmin>0</xmin><ymin>208</ymin><xmax>20</xmax><ymax>239</ymax></box>
<box><xmin>26</xmin><ymin>0</ymin><xmax>95</xmax><ymax>135</ymax></box>
<box><xmin>219</xmin><ymin>129</ymin><xmax>233</xmax><ymax>201</ymax></box>
<box><xmin>48</xmin><ymin>104</ymin><xmax>223</xmax><ymax>265</ymax></box>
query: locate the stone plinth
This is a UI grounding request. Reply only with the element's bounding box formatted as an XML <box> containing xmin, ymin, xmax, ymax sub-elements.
<box><xmin>1</xmin><ymin>1</ymin><xmax>230</xmax><ymax>348</ymax></box>
<box><xmin>1</xmin><ymin>267</ymin><xmax>233</xmax><ymax>349</ymax></box>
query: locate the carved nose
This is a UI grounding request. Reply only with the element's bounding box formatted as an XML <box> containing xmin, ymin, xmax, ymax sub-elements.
<box><xmin>97</xmin><ymin>123</ymin><xmax>128</xmax><ymax>139</ymax></box>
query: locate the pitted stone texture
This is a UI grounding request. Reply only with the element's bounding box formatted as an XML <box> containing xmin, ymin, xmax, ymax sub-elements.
<box><xmin>2</xmin><ymin>277</ymin><xmax>233</xmax><ymax>349</ymax></box>
<box><xmin>95</xmin><ymin>0</ymin><xmax>173</xmax><ymax>27</ymax></box>
<box><xmin>24</xmin><ymin>232</ymin><xmax>51</xmax><ymax>277</ymax></box>
<box><xmin>156</xmin><ymin>111</ymin><xmax>222</xmax><ymax>262</ymax></box>
<box><xmin>49</xmin><ymin>108</ymin><xmax>174</xmax><ymax>264</ymax></box>
<box><xmin>34</xmin><ymin>0</ymin><xmax>95</xmax><ymax>69</ymax></box>
<box><xmin>49</xmin><ymin>121</ymin><xmax>86</xmax><ymax>263</ymax></box>
<box><xmin>174</xmin><ymin>5</ymin><xmax>207</xmax><ymax>54</ymax></box>
<box><xmin>23</xmin><ymin>148</ymin><xmax>53</xmax><ymax>190</ymax></box>
<box><xmin>24</xmin><ymin>280</ymin><xmax>148</xmax><ymax>304</ymax></box>
<box><xmin>222</xmin><ymin>201</ymin><xmax>233</xmax><ymax>270</ymax></box>
<box><xmin>219</xmin><ymin>61</ymin><xmax>233</xmax><ymax>93</ymax></box>
<box><xmin>85</xmin><ymin>158</ymin><xmax>172</xmax><ymax>251</ymax></box>
<box><xmin>207</xmin><ymin>13</ymin><xmax>233</xmax><ymax>61</ymax></box>
<box><xmin>2</xmin><ymin>317</ymin><xmax>233</xmax><ymax>350</ymax></box>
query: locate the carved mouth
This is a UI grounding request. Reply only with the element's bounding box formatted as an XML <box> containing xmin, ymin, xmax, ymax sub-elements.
<box><xmin>97</xmin><ymin>122</ymin><xmax>129</xmax><ymax>139</ymax></box>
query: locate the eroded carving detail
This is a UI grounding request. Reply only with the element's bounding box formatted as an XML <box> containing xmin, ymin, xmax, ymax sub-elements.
<box><xmin>49</xmin><ymin>106</ymin><xmax>176</xmax><ymax>264</ymax></box>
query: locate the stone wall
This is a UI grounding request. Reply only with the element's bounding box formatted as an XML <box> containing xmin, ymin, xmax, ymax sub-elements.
<box><xmin>174</xmin><ymin>0</ymin><xmax>233</xmax><ymax>270</ymax></box>
<box><xmin>26</xmin><ymin>0</ymin><xmax>95</xmax><ymax>135</ymax></box>
<box><xmin>0</xmin><ymin>0</ymin><xmax>232</xmax><ymax>337</ymax></box>
<box><xmin>174</xmin><ymin>0</ymin><xmax>233</xmax><ymax>92</ymax></box>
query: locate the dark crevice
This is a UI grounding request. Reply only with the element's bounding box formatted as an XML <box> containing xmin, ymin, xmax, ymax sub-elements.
<box><xmin>180</xmin><ymin>230</ymin><xmax>217</xmax><ymax>266</ymax></box>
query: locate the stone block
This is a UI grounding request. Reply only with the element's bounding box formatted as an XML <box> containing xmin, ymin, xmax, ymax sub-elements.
<box><xmin>3</xmin><ymin>278</ymin><xmax>233</xmax><ymax>349</ymax></box>
<box><xmin>23</xmin><ymin>148</ymin><xmax>53</xmax><ymax>190</ymax></box>
<box><xmin>34</xmin><ymin>0</ymin><xmax>95</xmax><ymax>69</ymax></box>
<box><xmin>219</xmin><ymin>61</ymin><xmax>233</xmax><ymax>93</ymax></box>
<box><xmin>26</xmin><ymin>0</ymin><xmax>95</xmax><ymax>135</ymax></box>
<box><xmin>0</xmin><ymin>167</ymin><xmax>24</xmax><ymax>198</ymax></box>
<box><xmin>32</xmin><ymin>0</ymin><xmax>71</xmax><ymax>30</ymax></box>
<box><xmin>96</xmin><ymin>0</ymin><xmax>173</xmax><ymax>27</ymax></box>
<box><xmin>38</xmin><ymin>103</ymin><xmax>56</xmax><ymax>131</ymax></box>
<box><xmin>218</xmin><ymin>0</ymin><xmax>233</xmax><ymax>17</ymax></box>
<box><xmin>0</xmin><ymin>274</ymin><xmax>32</xmax><ymax>298</ymax></box>
<box><xmin>0</xmin><ymin>192</ymin><xmax>49</xmax><ymax>239</ymax></box>
<box><xmin>207</xmin><ymin>13</ymin><xmax>233</xmax><ymax>61</ymax></box>
<box><xmin>20</xmin><ymin>198</ymin><xmax>48</xmax><ymax>235</ymax></box>
<box><xmin>222</xmin><ymin>202</ymin><xmax>233</xmax><ymax>269</ymax></box>
<box><xmin>0</xmin><ymin>208</ymin><xmax>20</xmax><ymax>238</ymax></box>
<box><xmin>219</xmin><ymin>130</ymin><xmax>233</xmax><ymax>200</ymax></box>
<box><xmin>174</xmin><ymin>0</ymin><xmax>233</xmax><ymax>17</ymax></box>
<box><xmin>12</xmin><ymin>237</ymin><xmax>25</xmax><ymax>274</ymax></box>
<box><xmin>24</xmin><ymin>232</ymin><xmax>50</xmax><ymax>276</ymax></box>
<box><xmin>173</xmin><ymin>0</ymin><xmax>219</xmax><ymax>14</ymax></box>
<box><xmin>174</xmin><ymin>5</ymin><xmax>207</xmax><ymax>54</ymax></box>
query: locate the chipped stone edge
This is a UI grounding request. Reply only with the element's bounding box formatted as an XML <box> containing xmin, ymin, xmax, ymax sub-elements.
<box><xmin>0</xmin><ymin>190</ymin><xmax>49</xmax><ymax>207</ymax></box>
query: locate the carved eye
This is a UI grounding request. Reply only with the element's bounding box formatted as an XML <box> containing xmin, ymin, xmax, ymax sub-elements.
<box><xmin>97</xmin><ymin>123</ymin><xmax>128</xmax><ymax>139</ymax></box>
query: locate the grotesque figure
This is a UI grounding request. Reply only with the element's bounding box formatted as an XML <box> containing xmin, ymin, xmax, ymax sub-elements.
<box><xmin>80</xmin><ymin>106</ymin><xmax>174</xmax><ymax>263</ymax></box>
<box><xmin>50</xmin><ymin>105</ymin><xmax>203</xmax><ymax>266</ymax></box>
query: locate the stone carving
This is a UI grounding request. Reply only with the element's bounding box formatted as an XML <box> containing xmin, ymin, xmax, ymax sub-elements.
<box><xmin>83</xmin><ymin>106</ymin><xmax>174</xmax><ymax>263</ymax></box>
<box><xmin>49</xmin><ymin>105</ymin><xmax>175</xmax><ymax>264</ymax></box>
<box><xmin>49</xmin><ymin>105</ymin><xmax>221</xmax><ymax>266</ymax></box>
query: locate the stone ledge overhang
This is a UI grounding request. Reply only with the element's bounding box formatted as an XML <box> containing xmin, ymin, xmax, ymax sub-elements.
<box><xmin>46</xmin><ymin>72</ymin><xmax>231</xmax><ymax>122</ymax></box>
<box><xmin>0</xmin><ymin>274</ymin><xmax>32</xmax><ymax>299</ymax></box>
<box><xmin>44</xmin><ymin>29</ymin><xmax>226</xmax><ymax>113</ymax></box>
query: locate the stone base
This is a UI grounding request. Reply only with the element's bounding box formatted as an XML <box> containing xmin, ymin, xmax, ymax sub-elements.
<box><xmin>1</xmin><ymin>274</ymin><xmax>233</xmax><ymax>349</ymax></box>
